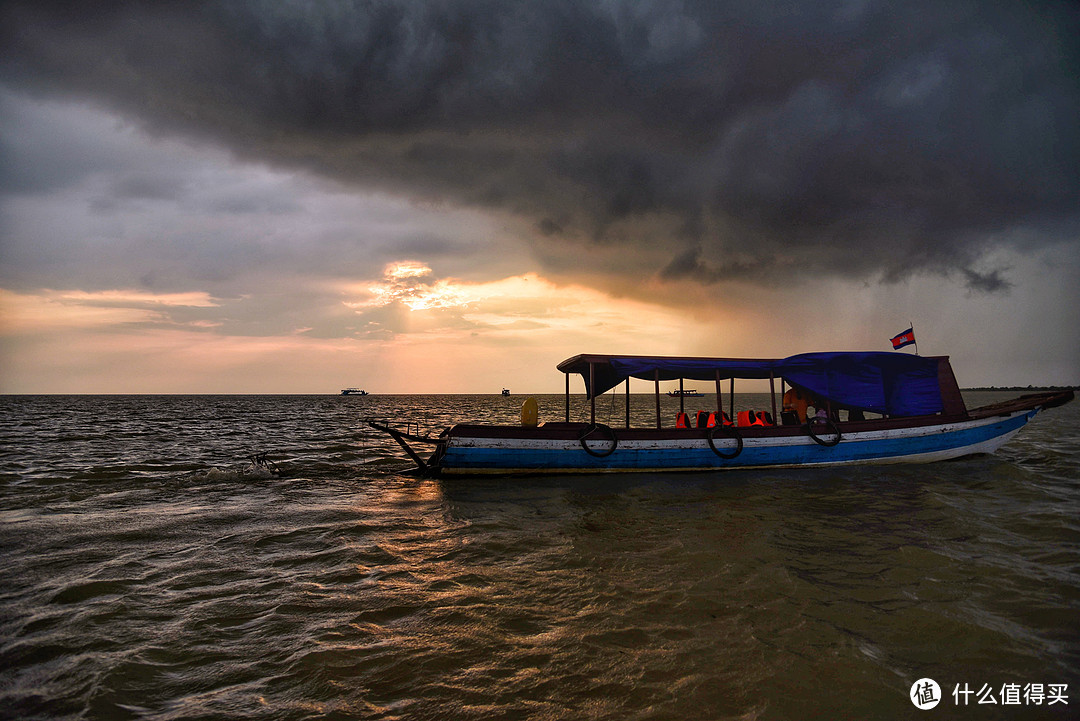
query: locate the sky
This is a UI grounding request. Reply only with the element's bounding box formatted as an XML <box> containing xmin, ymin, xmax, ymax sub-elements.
<box><xmin>1</xmin><ymin>0</ymin><xmax>1078</xmax><ymax>394</ymax></box>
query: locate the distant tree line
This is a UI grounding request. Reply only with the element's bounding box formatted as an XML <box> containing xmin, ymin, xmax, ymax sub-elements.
<box><xmin>963</xmin><ymin>385</ymin><xmax>1079</xmax><ymax>392</ymax></box>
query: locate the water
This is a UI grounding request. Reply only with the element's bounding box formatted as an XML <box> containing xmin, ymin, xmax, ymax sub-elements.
<box><xmin>1</xmin><ymin>392</ymin><xmax>1078</xmax><ymax>720</ymax></box>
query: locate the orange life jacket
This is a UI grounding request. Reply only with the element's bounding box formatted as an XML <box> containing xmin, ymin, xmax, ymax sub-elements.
<box><xmin>738</xmin><ymin>410</ymin><xmax>771</xmax><ymax>427</ymax></box>
<box><xmin>675</xmin><ymin>412</ymin><xmax>692</xmax><ymax>429</ymax></box>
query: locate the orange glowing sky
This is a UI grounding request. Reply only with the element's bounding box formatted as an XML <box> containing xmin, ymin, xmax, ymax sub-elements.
<box><xmin>2</xmin><ymin>219</ymin><xmax>1076</xmax><ymax>394</ymax></box>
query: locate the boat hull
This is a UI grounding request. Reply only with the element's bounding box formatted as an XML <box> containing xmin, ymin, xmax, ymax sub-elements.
<box><xmin>437</xmin><ymin>409</ymin><xmax>1038</xmax><ymax>475</ymax></box>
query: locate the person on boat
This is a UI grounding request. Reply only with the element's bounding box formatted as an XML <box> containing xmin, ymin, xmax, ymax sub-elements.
<box><xmin>783</xmin><ymin>386</ymin><xmax>812</xmax><ymax>423</ymax></box>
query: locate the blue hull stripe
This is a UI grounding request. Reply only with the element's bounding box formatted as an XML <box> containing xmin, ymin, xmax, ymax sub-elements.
<box><xmin>441</xmin><ymin>412</ymin><xmax>1034</xmax><ymax>472</ymax></box>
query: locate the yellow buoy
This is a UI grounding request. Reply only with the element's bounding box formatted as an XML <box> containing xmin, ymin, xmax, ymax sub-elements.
<box><xmin>521</xmin><ymin>397</ymin><xmax>538</xmax><ymax>427</ymax></box>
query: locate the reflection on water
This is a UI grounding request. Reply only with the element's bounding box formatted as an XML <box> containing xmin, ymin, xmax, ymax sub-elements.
<box><xmin>0</xmin><ymin>393</ymin><xmax>1077</xmax><ymax>719</ymax></box>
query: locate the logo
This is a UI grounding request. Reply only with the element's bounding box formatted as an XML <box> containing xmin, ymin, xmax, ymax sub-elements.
<box><xmin>911</xmin><ymin>678</ymin><xmax>942</xmax><ymax>710</ymax></box>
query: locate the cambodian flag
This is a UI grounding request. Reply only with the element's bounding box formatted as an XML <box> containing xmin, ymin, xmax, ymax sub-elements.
<box><xmin>890</xmin><ymin>327</ymin><xmax>916</xmax><ymax>350</ymax></box>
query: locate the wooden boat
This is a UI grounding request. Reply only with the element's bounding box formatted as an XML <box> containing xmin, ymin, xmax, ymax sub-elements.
<box><xmin>340</xmin><ymin>388</ymin><xmax>368</xmax><ymax>396</ymax></box>
<box><xmin>367</xmin><ymin>352</ymin><xmax>1073</xmax><ymax>475</ymax></box>
<box><xmin>667</xmin><ymin>389</ymin><xmax>704</xmax><ymax>397</ymax></box>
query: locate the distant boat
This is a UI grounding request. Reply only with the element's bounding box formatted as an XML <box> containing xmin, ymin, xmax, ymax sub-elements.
<box><xmin>366</xmin><ymin>351</ymin><xmax>1073</xmax><ymax>475</ymax></box>
<box><xmin>502</xmin><ymin>388</ymin><xmax>511</xmax><ymax>396</ymax></box>
<box><xmin>340</xmin><ymin>388</ymin><xmax>368</xmax><ymax>396</ymax></box>
<box><xmin>667</xmin><ymin>389</ymin><xmax>704</xmax><ymax>397</ymax></box>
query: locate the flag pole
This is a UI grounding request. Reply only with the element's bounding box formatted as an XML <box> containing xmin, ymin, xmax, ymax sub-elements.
<box><xmin>910</xmin><ymin>320</ymin><xmax>919</xmax><ymax>356</ymax></box>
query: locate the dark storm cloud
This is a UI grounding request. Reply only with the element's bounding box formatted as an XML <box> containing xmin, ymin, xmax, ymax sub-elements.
<box><xmin>2</xmin><ymin>0</ymin><xmax>1078</xmax><ymax>292</ymax></box>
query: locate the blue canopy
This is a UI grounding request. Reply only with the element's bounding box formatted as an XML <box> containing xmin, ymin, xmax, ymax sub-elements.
<box><xmin>779</xmin><ymin>352</ymin><xmax>943</xmax><ymax>416</ymax></box>
<box><xmin>557</xmin><ymin>352</ymin><xmax>944</xmax><ymax>416</ymax></box>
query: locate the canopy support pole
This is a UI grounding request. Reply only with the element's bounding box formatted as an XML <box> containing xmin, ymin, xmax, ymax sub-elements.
<box><xmin>564</xmin><ymin>372</ymin><xmax>570</xmax><ymax>422</ymax></box>
<box><xmin>769</xmin><ymin>371</ymin><xmax>777</xmax><ymax>423</ymax></box>
<box><xmin>654</xmin><ymin>370</ymin><xmax>661</xmax><ymax>429</ymax></box>
<box><xmin>716</xmin><ymin>370</ymin><xmax>722</xmax><ymax>419</ymax></box>
<box><xmin>729</xmin><ymin>378</ymin><xmax>735</xmax><ymax>421</ymax></box>
<box><xmin>625</xmin><ymin>377</ymin><xmax>631</xmax><ymax>429</ymax></box>
<box><xmin>679</xmin><ymin>378</ymin><xmax>685</xmax><ymax>415</ymax></box>
<box><xmin>589</xmin><ymin>362</ymin><xmax>596</xmax><ymax>425</ymax></box>
<box><xmin>780</xmin><ymin>378</ymin><xmax>786</xmax><ymax>422</ymax></box>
